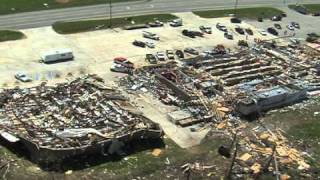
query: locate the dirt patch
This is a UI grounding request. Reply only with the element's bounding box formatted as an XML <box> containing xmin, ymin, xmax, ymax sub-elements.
<box><xmin>55</xmin><ymin>0</ymin><xmax>72</xmax><ymax>4</ymax></box>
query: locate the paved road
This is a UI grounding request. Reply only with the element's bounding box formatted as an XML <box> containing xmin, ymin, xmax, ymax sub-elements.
<box><xmin>0</xmin><ymin>0</ymin><xmax>319</xmax><ymax>29</ymax></box>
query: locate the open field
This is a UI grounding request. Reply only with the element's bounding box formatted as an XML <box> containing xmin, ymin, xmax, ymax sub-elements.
<box><xmin>0</xmin><ymin>30</ymin><xmax>25</xmax><ymax>42</ymax></box>
<box><xmin>193</xmin><ymin>7</ymin><xmax>283</xmax><ymax>19</ymax></box>
<box><xmin>53</xmin><ymin>14</ymin><xmax>178</xmax><ymax>34</ymax></box>
<box><xmin>0</xmin><ymin>0</ymin><xmax>137</xmax><ymax>15</ymax></box>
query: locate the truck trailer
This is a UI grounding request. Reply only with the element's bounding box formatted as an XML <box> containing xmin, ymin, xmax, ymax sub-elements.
<box><xmin>41</xmin><ymin>49</ymin><xmax>74</xmax><ymax>63</ymax></box>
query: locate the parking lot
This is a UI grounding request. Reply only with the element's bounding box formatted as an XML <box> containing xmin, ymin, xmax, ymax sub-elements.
<box><xmin>250</xmin><ymin>7</ymin><xmax>320</xmax><ymax>39</ymax></box>
<box><xmin>0</xmin><ymin>12</ymin><xmax>278</xmax><ymax>88</ymax></box>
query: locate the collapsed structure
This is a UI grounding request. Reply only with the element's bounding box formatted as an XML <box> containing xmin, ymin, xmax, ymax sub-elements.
<box><xmin>0</xmin><ymin>75</ymin><xmax>162</xmax><ymax>164</ymax></box>
<box><xmin>118</xmin><ymin>42</ymin><xmax>319</xmax><ymax>177</ymax></box>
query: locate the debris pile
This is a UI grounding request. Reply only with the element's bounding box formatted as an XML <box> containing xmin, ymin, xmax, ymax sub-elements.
<box><xmin>0</xmin><ymin>75</ymin><xmax>162</xmax><ymax>163</ymax></box>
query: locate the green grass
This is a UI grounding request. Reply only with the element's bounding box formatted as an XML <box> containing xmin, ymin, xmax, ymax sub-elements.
<box><xmin>289</xmin><ymin>4</ymin><xmax>320</xmax><ymax>14</ymax></box>
<box><xmin>193</xmin><ymin>7</ymin><xmax>284</xmax><ymax>19</ymax></box>
<box><xmin>52</xmin><ymin>14</ymin><xmax>178</xmax><ymax>34</ymax></box>
<box><xmin>0</xmin><ymin>30</ymin><xmax>25</xmax><ymax>42</ymax></box>
<box><xmin>0</xmin><ymin>0</ymin><xmax>138</xmax><ymax>15</ymax></box>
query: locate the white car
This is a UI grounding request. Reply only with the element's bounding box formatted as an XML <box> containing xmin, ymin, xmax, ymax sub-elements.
<box><xmin>15</xmin><ymin>73</ymin><xmax>32</xmax><ymax>82</ymax></box>
<box><xmin>142</xmin><ymin>31</ymin><xmax>160</xmax><ymax>40</ymax></box>
<box><xmin>110</xmin><ymin>64</ymin><xmax>132</xmax><ymax>74</ymax></box>
<box><xmin>166</xmin><ymin>50</ymin><xmax>175</xmax><ymax>60</ymax></box>
<box><xmin>145</xmin><ymin>42</ymin><xmax>155</xmax><ymax>48</ymax></box>
<box><xmin>287</xmin><ymin>24</ymin><xmax>294</xmax><ymax>31</ymax></box>
<box><xmin>258</xmin><ymin>30</ymin><xmax>267</xmax><ymax>36</ymax></box>
<box><xmin>156</xmin><ymin>52</ymin><xmax>166</xmax><ymax>61</ymax></box>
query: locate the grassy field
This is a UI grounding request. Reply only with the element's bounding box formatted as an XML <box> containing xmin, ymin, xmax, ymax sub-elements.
<box><xmin>263</xmin><ymin>98</ymin><xmax>320</xmax><ymax>175</ymax></box>
<box><xmin>0</xmin><ymin>30</ymin><xmax>25</xmax><ymax>42</ymax></box>
<box><xmin>289</xmin><ymin>4</ymin><xmax>320</xmax><ymax>14</ymax></box>
<box><xmin>193</xmin><ymin>7</ymin><xmax>283</xmax><ymax>19</ymax></box>
<box><xmin>52</xmin><ymin>14</ymin><xmax>178</xmax><ymax>34</ymax></box>
<box><xmin>0</xmin><ymin>0</ymin><xmax>137</xmax><ymax>15</ymax></box>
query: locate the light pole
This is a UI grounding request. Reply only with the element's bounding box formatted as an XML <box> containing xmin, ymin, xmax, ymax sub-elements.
<box><xmin>234</xmin><ymin>0</ymin><xmax>239</xmax><ymax>16</ymax></box>
<box><xmin>108</xmin><ymin>0</ymin><xmax>113</xmax><ymax>28</ymax></box>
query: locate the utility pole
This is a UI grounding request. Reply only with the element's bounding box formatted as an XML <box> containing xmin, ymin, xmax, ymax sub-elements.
<box><xmin>108</xmin><ymin>0</ymin><xmax>113</xmax><ymax>28</ymax></box>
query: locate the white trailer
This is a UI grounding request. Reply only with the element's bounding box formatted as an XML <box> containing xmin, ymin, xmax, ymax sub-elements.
<box><xmin>41</xmin><ymin>49</ymin><xmax>74</xmax><ymax>63</ymax></box>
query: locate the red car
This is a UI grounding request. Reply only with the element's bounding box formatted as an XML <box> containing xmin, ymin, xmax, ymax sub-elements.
<box><xmin>113</xmin><ymin>57</ymin><xmax>127</xmax><ymax>64</ymax></box>
<box><xmin>113</xmin><ymin>57</ymin><xmax>134</xmax><ymax>68</ymax></box>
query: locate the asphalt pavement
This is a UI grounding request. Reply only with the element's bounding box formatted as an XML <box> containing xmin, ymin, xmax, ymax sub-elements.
<box><xmin>0</xmin><ymin>0</ymin><xmax>319</xmax><ymax>29</ymax></box>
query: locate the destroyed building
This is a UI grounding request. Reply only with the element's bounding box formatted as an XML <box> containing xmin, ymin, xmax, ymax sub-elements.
<box><xmin>0</xmin><ymin>75</ymin><xmax>163</xmax><ymax>164</ymax></box>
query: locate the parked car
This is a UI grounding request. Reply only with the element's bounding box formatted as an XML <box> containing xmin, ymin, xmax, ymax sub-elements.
<box><xmin>281</xmin><ymin>12</ymin><xmax>287</xmax><ymax>17</ymax></box>
<box><xmin>182</xmin><ymin>29</ymin><xmax>195</xmax><ymax>38</ymax></box>
<box><xmin>230</xmin><ymin>17</ymin><xmax>241</xmax><ymax>23</ymax></box>
<box><xmin>113</xmin><ymin>57</ymin><xmax>134</xmax><ymax>68</ymax></box>
<box><xmin>235</xmin><ymin>26</ymin><xmax>245</xmax><ymax>35</ymax></box>
<box><xmin>216</xmin><ymin>23</ymin><xmax>227</xmax><ymax>32</ymax></box>
<box><xmin>133</xmin><ymin>40</ymin><xmax>146</xmax><ymax>48</ymax></box>
<box><xmin>147</xmin><ymin>20</ymin><xmax>163</xmax><ymax>27</ymax></box>
<box><xmin>113</xmin><ymin>57</ymin><xmax>127</xmax><ymax>64</ymax></box>
<box><xmin>169</xmin><ymin>19</ymin><xmax>183</xmax><ymax>27</ymax></box>
<box><xmin>142</xmin><ymin>31</ymin><xmax>160</xmax><ymax>40</ymax></box>
<box><xmin>287</xmin><ymin>24</ymin><xmax>294</xmax><ymax>31</ymax></box>
<box><xmin>290</xmin><ymin>38</ymin><xmax>300</xmax><ymax>44</ymax></box>
<box><xmin>257</xmin><ymin>17</ymin><xmax>263</xmax><ymax>22</ymax></box>
<box><xmin>199</xmin><ymin>26</ymin><xmax>212</xmax><ymax>34</ymax></box>
<box><xmin>175</xmin><ymin>50</ymin><xmax>184</xmax><ymax>58</ymax></box>
<box><xmin>184</xmin><ymin>48</ymin><xmax>199</xmax><ymax>55</ymax></box>
<box><xmin>313</xmin><ymin>12</ymin><xmax>320</xmax><ymax>16</ymax></box>
<box><xmin>224</xmin><ymin>32</ymin><xmax>233</xmax><ymax>39</ymax></box>
<box><xmin>271</xmin><ymin>15</ymin><xmax>282</xmax><ymax>21</ymax></box>
<box><xmin>290</xmin><ymin>22</ymin><xmax>300</xmax><ymax>29</ymax></box>
<box><xmin>110</xmin><ymin>64</ymin><xmax>132</xmax><ymax>74</ymax></box>
<box><xmin>166</xmin><ymin>50</ymin><xmax>175</xmax><ymax>60</ymax></box>
<box><xmin>145</xmin><ymin>41</ymin><xmax>155</xmax><ymax>48</ymax></box>
<box><xmin>193</xmin><ymin>31</ymin><xmax>204</xmax><ymax>37</ymax></box>
<box><xmin>245</xmin><ymin>28</ymin><xmax>253</xmax><ymax>35</ymax></box>
<box><xmin>258</xmin><ymin>29</ymin><xmax>267</xmax><ymax>36</ymax></box>
<box><xmin>156</xmin><ymin>52</ymin><xmax>166</xmax><ymax>61</ymax></box>
<box><xmin>15</xmin><ymin>73</ymin><xmax>32</xmax><ymax>82</ymax></box>
<box><xmin>267</xmin><ymin>27</ymin><xmax>279</xmax><ymax>36</ymax></box>
<box><xmin>274</xmin><ymin>23</ymin><xmax>282</xmax><ymax>29</ymax></box>
<box><xmin>146</xmin><ymin>54</ymin><xmax>157</xmax><ymax>64</ymax></box>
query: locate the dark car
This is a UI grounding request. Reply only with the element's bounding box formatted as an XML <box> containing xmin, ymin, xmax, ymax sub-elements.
<box><xmin>146</xmin><ymin>54</ymin><xmax>157</xmax><ymax>64</ymax></box>
<box><xmin>235</xmin><ymin>26</ymin><xmax>245</xmax><ymax>35</ymax></box>
<box><xmin>274</xmin><ymin>23</ymin><xmax>282</xmax><ymax>30</ymax></box>
<box><xmin>182</xmin><ymin>29</ymin><xmax>195</xmax><ymax>38</ymax></box>
<box><xmin>245</xmin><ymin>28</ymin><xmax>253</xmax><ymax>35</ymax></box>
<box><xmin>184</xmin><ymin>48</ymin><xmax>199</xmax><ymax>55</ymax></box>
<box><xmin>175</xmin><ymin>50</ymin><xmax>184</xmax><ymax>58</ymax></box>
<box><xmin>281</xmin><ymin>12</ymin><xmax>287</xmax><ymax>17</ymax></box>
<box><xmin>216</xmin><ymin>23</ymin><xmax>228</xmax><ymax>32</ymax></box>
<box><xmin>258</xmin><ymin>17</ymin><xmax>263</xmax><ymax>22</ymax></box>
<box><xmin>133</xmin><ymin>40</ymin><xmax>146</xmax><ymax>48</ymax></box>
<box><xmin>224</xmin><ymin>32</ymin><xmax>233</xmax><ymax>40</ymax></box>
<box><xmin>192</xmin><ymin>31</ymin><xmax>204</xmax><ymax>37</ymax></box>
<box><xmin>231</xmin><ymin>17</ymin><xmax>241</xmax><ymax>23</ymax></box>
<box><xmin>267</xmin><ymin>27</ymin><xmax>279</xmax><ymax>36</ymax></box>
<box><xmin>313</xmin><ymin>12</ymin><xmax>320</xmax><ymax>16</ymax></box>
<box><xmin>271</xmin><ymin>15</ymin><xmax>282</xmax><ymax>21</ymax></box>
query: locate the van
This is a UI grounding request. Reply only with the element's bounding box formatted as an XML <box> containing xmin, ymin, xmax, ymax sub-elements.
<box><xmin>41</xmin><ymin>49</ymin><xmax>74</xmax><ymax>63</ymax></box>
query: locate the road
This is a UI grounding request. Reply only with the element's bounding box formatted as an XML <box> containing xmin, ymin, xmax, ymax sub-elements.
<box><xmin>0</xmin><ymin>0</ymin><xmax>319</xmax><ymax>29</ymax></box>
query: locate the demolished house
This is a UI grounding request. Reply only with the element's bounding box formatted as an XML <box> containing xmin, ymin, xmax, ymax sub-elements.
<box><xmin>0</xmin><ymin>75</ymin><xmax>163</xmax><ymax>164</ymax></box>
